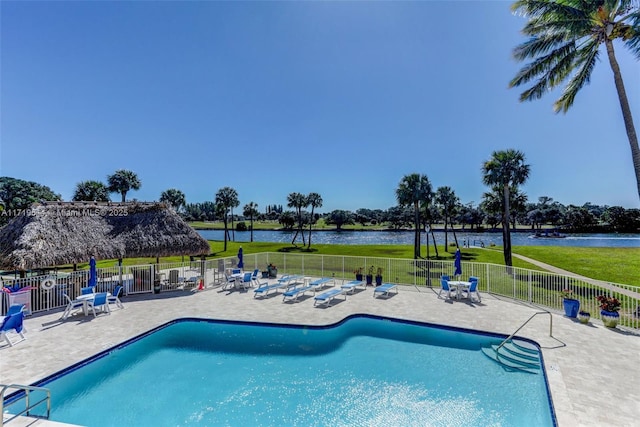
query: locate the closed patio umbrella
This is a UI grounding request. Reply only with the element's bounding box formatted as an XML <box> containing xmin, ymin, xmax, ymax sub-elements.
<box><xmin>454</xmin><ymin>248</ymin><xmax>462</xmax><ymax>279</ymax></box>
<box><xmin>88</xmin><ymin>256</ymin><xmax>97</xmax><ymax>288</ymax></box>
<box><xmin>237</xmin><ymin>247</ymin><xmax>244</xmax><ymax>269</ymax></box>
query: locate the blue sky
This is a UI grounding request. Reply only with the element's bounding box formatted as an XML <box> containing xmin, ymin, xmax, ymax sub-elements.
<box><xmin>1</xmin><ymin>1</ymin><xmax>639</xmax><ymax>213</ymax></box>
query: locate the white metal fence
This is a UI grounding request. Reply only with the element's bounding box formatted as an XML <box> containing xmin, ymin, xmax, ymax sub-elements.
<box><xmin>2</xmin><ymin>252</ymin><xmax>638</xmax><ymax>329</ymax></box>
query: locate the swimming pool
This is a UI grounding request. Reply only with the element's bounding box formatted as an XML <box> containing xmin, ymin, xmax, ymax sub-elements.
<box><xmin>8</xmin><ymin>315</ymin><xmax>556</xmax><ymax>426</ymax></box>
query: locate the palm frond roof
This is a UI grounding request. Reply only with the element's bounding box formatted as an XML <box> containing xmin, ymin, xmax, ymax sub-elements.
<box><xmin>0</xmin><ymin>202</ymin><xmax>210</xmax><ymax>270</ymax></box>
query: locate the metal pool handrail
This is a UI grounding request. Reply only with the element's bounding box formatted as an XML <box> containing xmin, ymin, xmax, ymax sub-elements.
<box><xmin>0</xmin><ymin>383</ymin><xmax>51</xmax><ymax>426</ymax></box>
<box><xmin>495</xmin><ymin>311</ymin><xmax>559</xmax><ymax>353</ymax></box>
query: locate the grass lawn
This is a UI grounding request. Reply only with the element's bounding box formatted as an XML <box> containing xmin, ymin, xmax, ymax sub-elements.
<box><xmin>62</xmin><ymin>241</ymin><xmax>639</xmax><ymax>287</ymax></box>
<box><xmin>511</xmin><ymin>246</ymin><xmax>640</xmax><ymax>286</ymax></box>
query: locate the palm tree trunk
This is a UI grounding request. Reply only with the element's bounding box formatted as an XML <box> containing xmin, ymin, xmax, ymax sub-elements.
<box><xmin>223</xmin><ymin>216</ymin><xmax>228</xmax><ymax>251</ymax></box>
<box><xmin>250</xmin><ymin>217</ymin><xmax>254</xmax><ymax>242</ymax></box>
<box><xmin>444</xmin><ymin>217</ymin><xmax>449</xmax><ymax>251</ymax></box>
<box><xmin>307</xmin><ymin>208</ymin><xmax>315</xmax><ymax>249</ymax></box>
<box><xmin>231</xmin><ymin>209</ymin><xmax>235</xmax><ymax>242</ymax></box>
<box><xmin>121</xmin><ymin>193</ymin><xmax>126</xmax><ymax>203</ymax></box>
<box><xmin>502</xmin><ymin>184</ymin><xmax>513</xmax><ymax>267</ymax></box>
<box><xmin>425</xmin><ymin>225</ymin><xmax>430</xmax><ymax>259</ymax></box>
<box><xmin>605</xmin><ymin>39</ymin><xmax>640</xmax><ymax>201</ymax></box>
<box><xmin>414</xmin><ymin>203</ymin><xmax>421</xmax><ymax>259</ymax></box>
<box><xmin>430</xmin><ymin>228</ymin><xmax>439</xmax><ymax>257</ymax></box>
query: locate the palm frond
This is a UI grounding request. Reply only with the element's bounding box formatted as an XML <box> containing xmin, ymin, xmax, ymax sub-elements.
<box><xmin>546</xmin><ymin>42</ymin><xmax>583</xmax><ymax>86</ymax></box>
<box><xmin>510</xmin><ymin>42</ymin><xmax>576</xmax><ymax>95</ymax></box>
<box><xmin>522</xmin><ymin>14</ymin><xmax>593</xmax><ymax>37</ymax></box>
<box><xmin>553</xmin><ymin>39</ymin><xmax>599</xmax><ymax>112</ymax></box>
<box><xmin>624</xmin><ymin>9</ymin><xmax>640</xmax><ymax>57</ymax></box>
<box><xmin>513</xmin><ymin>33</ymin><xmax>568</xmax><ymax>60</ymax></box>
<box><xmin>512</xmin><ymin>0</ymin><xmax>588</xmax><ymax>20</ymax></box>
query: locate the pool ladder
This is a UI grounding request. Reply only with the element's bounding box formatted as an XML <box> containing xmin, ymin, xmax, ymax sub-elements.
<box><xmin>0</xmin><ymin>383</ymin><xmax>50</xmax><ymax>426</ymax></box>
<box><xmin>481</xmin><ymin>311</ymin><xmax>556</xmax><ymax>374</ymax></box>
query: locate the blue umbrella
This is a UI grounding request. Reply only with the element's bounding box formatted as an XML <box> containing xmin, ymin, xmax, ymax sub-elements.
<box><xmin>237</xmin><ymin>247</ymin><xmax>244</xmax><ymax>269</ymax></box>
<box><xmin>88</xmin><ymin>256</ymin><xmax>97</xmax><ymax>288</ymax></box>
<box><xmin>454</xmin><ymin>249</ymin><xmax>462</xmax><ymax>278</ymax></box>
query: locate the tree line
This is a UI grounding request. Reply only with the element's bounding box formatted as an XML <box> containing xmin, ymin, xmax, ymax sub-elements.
<box><xmin>1</xmin><ymin>149</ymin><xmax>639</xmax><ymax>268</ymax></box>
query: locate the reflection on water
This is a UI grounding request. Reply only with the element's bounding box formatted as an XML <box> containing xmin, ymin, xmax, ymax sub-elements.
<box><xmin>197</xmin><ymin>230</ymin><xmax>640</xmax><ymax>248</ymax></box>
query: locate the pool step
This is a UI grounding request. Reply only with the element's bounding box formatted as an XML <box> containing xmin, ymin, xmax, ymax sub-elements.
<box><xmin>481</xmin><ymin>339</ymin><xmax>541</xmax><ymax>374</ymax></box>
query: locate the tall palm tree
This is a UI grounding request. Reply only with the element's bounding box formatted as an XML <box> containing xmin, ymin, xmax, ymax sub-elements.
<box><xmin>396</xmin><ymin>173</ymin><xmax>432</xmax><ymax>259</ymax></box>
<box><xmin>482</xmin><ymin>149</ymin><xmax>531</xmax><ymax>267</ymax></box>
<box><xmin>107</xmin><ymin>170</ymin><xmax>141</xmax><ymax>202</ymax></box>
<box><xmin>435</xmin><ymin>186</ymin><xmax>460</xmax><ymax>252</ymax></box>
<box><xmin>159</xmin><ymin>188</ymin><xmax>186</xmax><ymax>212</ymax></box>
<box><xmin>72</xmin><ymin>180</ymin><xmax>110</xmax><ymax>202</ymax></box>
<box><xmin>243</xmin><ymin>202</ymin><xmax>259</xmax><ymax>242</ymax></box>
<box><xmin>510</xmin><ymin>0</ymin><xmax>640</xmax><ymax>200</ymax></box>
<box><xmin>306</xmin><ymin>192</ymin><xmax>323</xmax><ymax>249</ymax></box>
<box><xmin>215</xmin><ymin>187</ymin><xmax>239</xmax><ymax>251</ymax></box>
<box><xmin>287</xmin><ymin>192</ymin><xmax>307</xmax><ymax>246</ymax></box>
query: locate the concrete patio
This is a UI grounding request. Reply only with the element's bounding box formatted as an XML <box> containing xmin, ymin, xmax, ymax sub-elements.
<box><xmin>2</xmin><ymin>282</ymin><xmax>639</xmax><ymax>426</ymax></box>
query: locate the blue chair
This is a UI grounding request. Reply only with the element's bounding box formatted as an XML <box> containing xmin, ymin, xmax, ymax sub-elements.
<box><xmin>87</xmin><ymin>292</ymin><xmax>110</xmax><ymax>317</ymax></box>
<box><xmin>6</xmin><ymin>304</ymin><xmax>25</xmax><ymax>316</ymax></box>
<box><xmin>438</xmin><ymin>278</ymin><xmax>455</xmax><ymax>300</ymax></box>
<box><xmin>238</xmin><ymin>272</ymin><xmax>253</xmax><ymax>291</ymax></box>
<box><xmin>3</xmin><ymin>304</ymin><xmax>28</xmax><ymax>333</ymax></box>
<box><xmin>223</xmin><ymin>271</ymin><xmax>238</xmax><ymax>290</ymax></box>
<box><xmin>463</xmin><ymin>277</ymin><xmax>481</xmax><ymax>302</ymax></box>
<box><xmin>1</xmin><ymin>310</ymin><xmax>26</xmax><ymax>347</ymax></box>
<box><xmin>80</xmin><ymin>286</ymin><xmax>94</xmax><ymax>295</ymax></box>
<box><xmin>251</xmin><ymin>269</ymin><xmax>260</xmax><ymax>280</ymax></box>
<box><xmin>61</xmin><ymin>293</ymin><xmax>85</xmax><ymax>320</ymax></box>
<box><xmin>107</xmin><ymin>285</ymin><xmax>124</xmax><ymax>309</ymax></box>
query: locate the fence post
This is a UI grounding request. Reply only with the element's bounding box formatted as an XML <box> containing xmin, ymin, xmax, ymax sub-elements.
<box><xmin>485</xmin><ymin>264</ymin><xmax>489</xmax><ymax>294</ymax></box>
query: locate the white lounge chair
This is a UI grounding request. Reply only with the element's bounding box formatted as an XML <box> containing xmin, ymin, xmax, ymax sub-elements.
<box><xmin>314</xmin><ymin>288</ymin><xmax>346</xmax><ymax>307</ymax></box>
<box><xmin>253</xmin><ymin>278</ymin><xmax>286</xmax><ymax>298</ymax></box>
<box><xmin>282</xmin><ymin>283</ymin><xmax>315</xmax><ymax>302</ymax></box>
<box><xmin>373</xmin><ymin>283</ymin><xmax>398</xmax><ymax>298</ymax></box>
<box><xmin>341</xmin><ymin>280</ymin><xmax>366</xmax><ymax>294</ymax></box>
<box><xmin>309</xmin><ymin>278</ymin><xmax>335</xmax><ymax>291</ymax></box>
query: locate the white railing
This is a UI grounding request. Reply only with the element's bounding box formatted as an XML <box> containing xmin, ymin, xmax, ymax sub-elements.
<box><xmin>2</xmin><ymin>252</ymin><xmax>638</xmax><ymax>329</ymax></box>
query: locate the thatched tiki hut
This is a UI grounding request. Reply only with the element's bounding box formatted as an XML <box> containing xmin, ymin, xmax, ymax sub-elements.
<box><xmin>0</xmin><ymin>202</ymin><xmax>210</xmax><ymax>271</ymax></box>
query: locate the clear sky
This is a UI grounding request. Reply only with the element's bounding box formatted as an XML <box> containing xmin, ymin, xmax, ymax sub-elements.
<box><xmin>1</xmin><ymin>1</ymin><xmax>639</xmax><ymax>213</ymax></box>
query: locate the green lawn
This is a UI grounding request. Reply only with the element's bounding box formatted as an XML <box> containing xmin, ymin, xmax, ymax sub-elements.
<box><xmin>511</xmin><ymin>246</ymin><xmax>639</xmax><ymax>285</ymax></box>
<box><xmin>63</xmin><ymin>240</ymin><xmax>639</xmax><ymax>287</ymax></box>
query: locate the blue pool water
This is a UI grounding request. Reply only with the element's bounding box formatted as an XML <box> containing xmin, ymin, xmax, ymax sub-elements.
<box><xmin>14</xmin><ymin>316</ymin><xmax>555</xmax><ymax>426</ymax></box>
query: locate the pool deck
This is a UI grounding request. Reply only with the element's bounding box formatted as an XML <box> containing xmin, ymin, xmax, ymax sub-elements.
<box><xmin>2</xmin><ymin>282</ymin><xmax>639</xmax><ymax>426</ymax></box>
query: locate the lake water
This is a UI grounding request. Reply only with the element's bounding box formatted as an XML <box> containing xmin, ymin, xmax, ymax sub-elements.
<box><xmin>197</xmin><ymin>229</ymin><xmax>640</xmax><ymax>248</ymax></box>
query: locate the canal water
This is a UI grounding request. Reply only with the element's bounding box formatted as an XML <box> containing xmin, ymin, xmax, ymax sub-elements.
<box><xmin>197</xmin><ymin>230</ymin><xmax>640</xmax><ymax>248</ymax></box>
